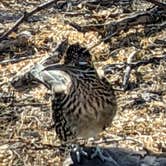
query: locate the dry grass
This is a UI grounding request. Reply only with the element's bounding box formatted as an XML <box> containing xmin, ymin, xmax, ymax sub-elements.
<box><xmin>0</xmin><ymin>0</ymin><xmax>166</xmax><ymax>165</ymax></box>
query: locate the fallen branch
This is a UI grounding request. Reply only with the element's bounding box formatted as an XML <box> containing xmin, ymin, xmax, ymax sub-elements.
<box><xmin>0</xmin><ymin>55</ymin><xmax>41</xmax><ymax>65</ymax></box>
<box><xmin>103</xmin><ymin>6</ymin><xmax>165</xmax><ymax>43</ymax></box>
<box><xmin>61</xmin><ymin>11</ymin><xmax>91</xmax><ymax>17</ymax></box>
<box><xmin>69</xmin><ymin>6</ymin><xmax>165</xmax><ymax>51</ymax></box>
<box><xmin>0</xmin><ymin>0</ymin><xmax>59</xmax><ymax>42</ymax></box>
<box><xmin>0</xmin><ymin>0</ymin><xmax>96</xmax><ymax>42</ymax></box>
<box><xmin>103</xmin><ymin>54</ymin><xmax>166</xmax><ymax>75</ymax></box>
<box><xmin>0</xmin><ymin>91</ymin><xmax>15</xmax><ymax>103</ymax></box>
<box><xmin>103</xmin><ymin>54</ymin><xmax>166</xmax><ymax>91</ymax></box>
<box><xmin>68</xmin><ymin>6</ymin><xmax>165</xmax><ymax>35</ymax></box>
<box><xmin>66</xmin><ymin>21</ymin><xmax>107</xmax><ymax>33</ymax></box>
<box><xmin>144</xmin><ymin>0</ymin><xmax>166</xmax><ymax>10</ymax></box>
<box><xmin>122</xmin><ymin>49</ymin><xmax>138</xmax><ymax>90</ymax></box>
<box><xmin>12</xmin><ymin>103</ymin><xmax>48</xmax><ymax>107</ymax></box>
<box><xmin>2</xmin><ymin>139</ymin><xmax>61</xmax><ymax>151</ymax></box>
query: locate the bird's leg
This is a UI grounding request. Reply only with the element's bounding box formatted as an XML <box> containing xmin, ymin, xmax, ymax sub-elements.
<box><xmin>71</xmin><ymin>144</ymin><xmax>88</xmax><ymax>163</ymax></box>
<box><xmin>91</xmin><ymin>146</ymin><xmax>120</xmax><ymax>166</ymax></box>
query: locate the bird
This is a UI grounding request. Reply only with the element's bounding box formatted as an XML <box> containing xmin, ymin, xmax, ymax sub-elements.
<box><xmin>10</xmin><ymin>43</ymin><xmax>117</xmax><ymax>163</ymax></box>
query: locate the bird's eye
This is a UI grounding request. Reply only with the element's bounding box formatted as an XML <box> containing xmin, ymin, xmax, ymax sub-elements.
<box><xmin>79</xmin><ymin>61</ymin><xmax>88</xmax><ymax>65</ymax></box>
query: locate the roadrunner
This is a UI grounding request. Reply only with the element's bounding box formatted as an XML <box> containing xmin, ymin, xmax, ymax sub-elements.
<box><xmin>11</xmin><ymin>43</ymin><xmax>117</xmax><ymax>162</ymax></box>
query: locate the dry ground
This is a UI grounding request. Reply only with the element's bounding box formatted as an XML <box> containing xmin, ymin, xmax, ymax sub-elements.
<box><xmin>0</xmin><ymin>0</ymin><xmax>166</xmax><ymax>165</ymax></box>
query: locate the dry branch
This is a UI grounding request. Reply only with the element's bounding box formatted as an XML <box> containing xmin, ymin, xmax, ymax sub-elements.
<box><xmin>122</xmin><ymin>50</ymin><xmax>138</xmax><ymax>90</ymax></box>
<box><xmin>103</xmin><ymin>54</ymin><xmax>166</xmax><ymax>75</ymax></box>
<box><xmin>0</xmin><ymin>0</ymin><xmax>95</xmax><ymax>42</ymax></box>
<box><xmin>67</xmin><ymin>6</ymin><xmax>165</xmax><ymax>51</ymax></box>
<box><xmin>144</xmin><ymin>0</ymin><xmax>166</xmax><ymax>9</ymax></box>
<box><xmin>0</xmin><ymin>0</ymin><xmax>59</xmax><ymax>42</ymax></box>
<box><xmin>70</xmin><ymin>6</ymin><xmax>165</xmax><ymax>36</ymax></box>
<box><xmin>0</xmin><ymin>56</ymin><xmax>41</xmax><ymax>65</ymax></box>
<box><xmin>103</xmin><ymin>54</ymin><xmax>166</xmax><ymax>91</ymax></box>
<box><xmin>104</xmin><ymin>6</ymin><xmax>165</xmax><ymax>40</ymax></box>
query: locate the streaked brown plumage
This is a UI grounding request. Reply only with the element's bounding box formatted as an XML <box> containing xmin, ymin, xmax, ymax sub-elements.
<box><xmin>10</xmin><ymin>43</ymin><xmax>117</xmax><ymax>161</ymax></box>
<box><xmin>41</xmin><ymin>44</ymin><xmax>117</xmax><ymax>143</ymax></box>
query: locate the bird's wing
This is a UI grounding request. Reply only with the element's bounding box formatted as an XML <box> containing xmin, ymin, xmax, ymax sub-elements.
<box><xmin>30</xmin><ymin>64</ymin><xmax>72</xmax><ymax>94</ymax></box>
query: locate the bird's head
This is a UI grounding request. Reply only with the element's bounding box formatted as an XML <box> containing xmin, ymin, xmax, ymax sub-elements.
<box><xmin>64</xmin><ymin>43</ymin><xmax>92</xmax><ymax>68</ymax></box>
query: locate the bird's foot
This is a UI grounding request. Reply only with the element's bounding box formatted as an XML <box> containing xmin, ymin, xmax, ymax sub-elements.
<box><xmin>91</xmin><ymin>146</ymin><xmax>120</xmax><ymax>166</ymax></box>
<box><xmin>71</xmin><ymin>144</ymin><xmax>88</xmax><ymax>163</ymax></box>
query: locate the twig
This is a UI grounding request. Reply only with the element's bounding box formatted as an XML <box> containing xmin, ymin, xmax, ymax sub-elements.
<box><xmin>70</xmin><ymin>6</ymin><xmax>165</xmax><ymax>35</ymax></box>
<box><xmin>0</xmin><ymin>55</ymin><xmax>41</xmax><ymax>65</ymax></box>
<box><xmin>13</xmin><ymin>150</ymin><xmax>26</xmax><ymax>166</ymax></box>
<box><xmin>122</xmin><ymin>49</ymin><xmax>138</xmax><ymax>90</ymax></box>
<box><xmin>143</xmin><ymin>147</ymin><xmax>166</xmax><ymax>157</ymax></box>
<box><xmin>90</xmin><ymin>136</ymin><xmax>144</xmax><ymax>147</ymax></box>
<box><xmin>61</xmin><ymin>11</ymin><xmax>91</xmax><ymax>17</ymax></box>
<box><xmin>144</xmin><ymin>0</ymin><xmax>166</xmax><ymax>10</ymax></box>
<box><xmin>13</xmin><ymin>103</ymin><xmax>48</xmax><ymax>107</ymax></box>
<box><xmin>104</xmin><ymin>54</ymin><xmax>166</xmax><ymax>75</ymax></box>
<box><xmin>67</xmin><ymin>21</ymin><xmax>109</xmax><ymax>33</ymax></box>
<box><xmin>129</xmin><ymin>55</ymin><xmax>166</xmax><ymax>68</ymax></box>
<box><xmin>3</xmin><ymin>139</ymin><xmax>61</xmax><ymax>151</ymax></box>
<box><xmin>103</xmin><ymin>54</ymin><xmax>166</xmax><ymax>91</ymax></box>
<box><xmin>79</xmin><ymin>6</ymin><xmax>165</xmax><ymax>51</ymax></box>
<box><xmin>0</xmin><ymin>0</ymin><xmax>59</xmax><ymax>42</ymax></box>
<box><xmin>0</xmin><ymin>0</ymin><xmax>95</xmax><ymax>42</ymax></box>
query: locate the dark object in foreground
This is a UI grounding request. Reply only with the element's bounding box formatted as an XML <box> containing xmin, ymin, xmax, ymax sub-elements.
<box><xmin>63</xmin><ymin>146</ymin><xmax>166</xmax><ymax>166</ymax></box>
